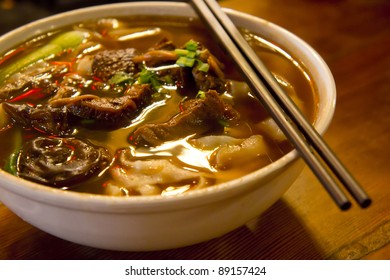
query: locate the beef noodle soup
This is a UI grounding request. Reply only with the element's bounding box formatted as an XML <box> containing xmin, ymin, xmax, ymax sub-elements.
<box><xmin>0</xmin><ymin>16</ymin><xmax>317</xmax><ymax>196</ymax></box>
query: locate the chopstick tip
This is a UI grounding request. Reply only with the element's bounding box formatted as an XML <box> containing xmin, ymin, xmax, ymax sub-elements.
<box><xmin>360</xmin><ymin>198</ymin><xmax>372</xmax><ymax>209</ymax></box>
<box><xmin>340</xmin><ymin>201</ymin><xmax>352</xmax><ymax>211</ymax></box>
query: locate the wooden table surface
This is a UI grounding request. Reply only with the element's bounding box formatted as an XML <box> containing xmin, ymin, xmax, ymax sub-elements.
<box><xmin>0</xmin><ymin>0</ymin><xmax>389</xmax><ymax>260</ymax></box>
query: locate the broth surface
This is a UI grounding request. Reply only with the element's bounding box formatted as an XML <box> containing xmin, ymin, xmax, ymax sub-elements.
<box><xmin>0</xmin><ymin>16</ymin><xmax>317</xmax><ymax>196</ymax></box>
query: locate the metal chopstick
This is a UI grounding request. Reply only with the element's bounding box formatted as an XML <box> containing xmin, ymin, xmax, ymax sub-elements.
<box><xmin>190</xmin><ymin>0</ymin><xmax>371</xmax><ymax>210</ymax></box>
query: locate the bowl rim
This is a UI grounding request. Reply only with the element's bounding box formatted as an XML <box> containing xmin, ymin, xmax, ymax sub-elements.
<box><xmin>0</xmin><ymin>1</ymin><xmax>336</xmax><ymax>212</ymax></box>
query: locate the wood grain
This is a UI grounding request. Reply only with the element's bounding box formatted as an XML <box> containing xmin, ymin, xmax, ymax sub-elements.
<box><xmin>0</xmin><ymin>0</ymin><xmax>389</xmax><ymax>259</ymax></box>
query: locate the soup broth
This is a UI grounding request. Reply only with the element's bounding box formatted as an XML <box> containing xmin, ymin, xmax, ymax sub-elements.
<box><xmin>0</xmin><ymin>16</ymin><xmax>317</xmax><ymax>196</ymax></box>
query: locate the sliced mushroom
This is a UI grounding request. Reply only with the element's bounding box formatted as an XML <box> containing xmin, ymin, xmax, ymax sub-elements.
<box><xmin>16</xmin><ymin>137</ymin><xmax>112</xmax><ymax>187</ymax></box>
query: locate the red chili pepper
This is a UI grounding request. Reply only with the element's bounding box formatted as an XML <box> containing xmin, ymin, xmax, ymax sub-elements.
<box><xmin>50</xmin><ymin>61</ymin><xmax>74</xmax><ymax>69</ymax></box>
<box><xmin>101</xmin><ymin>29</ymin><xmax>109</xmax><ymax>37</ymax></box>
<box><xmin>92</xmin><ymin>76</ymin><xmax>103</xmax><ymax>82</ymax></box>
<box><xmin>9</xmin><ymin>88</ymin><xmax>45</xmax><ymax>102</ymax></box>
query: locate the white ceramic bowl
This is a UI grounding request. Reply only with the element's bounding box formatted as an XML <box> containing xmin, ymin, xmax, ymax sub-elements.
<box><xmin>0</xmin><ymin>2</ymin><xmax>335</xmax><ymax>251</ymax></box>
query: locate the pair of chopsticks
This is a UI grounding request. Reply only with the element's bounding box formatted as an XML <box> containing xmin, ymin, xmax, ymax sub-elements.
<box><xmin>190</xmin><ymin>0</ymin><xmax>371</xmax><ymax>210</ymax></box>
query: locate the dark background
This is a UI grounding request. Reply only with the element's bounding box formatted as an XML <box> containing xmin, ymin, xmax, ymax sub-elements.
<box><xmin>0</xmin><ymin>0</ymin><xmax>140</xmax><ymax>35</ymax></box>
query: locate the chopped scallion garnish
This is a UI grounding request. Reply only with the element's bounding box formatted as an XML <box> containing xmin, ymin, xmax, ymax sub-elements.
<box><xmin>176</xmin><ymin>56</ymin><xmax>195</xmax><ymax>67</ymax></box>
<box><xmin>185</xmin><ymin>40</ymin><xmax>199</xmax><ymax>51</ymax></box>
<box><xmin>196</xmin><ymin>90</ymin><xmax>206</xmax><ymax>99</ymax></box>
<box><xmin>174</xmin><ymin>49</ymin><xmax>189</xmax><ymax>57</ymax></box>
<box><xmin>174</xmin><ymin>40</ymin><xmax>210</xmax><ymax>73</ymax></box>
<box><xmin>186</xmin><ymin>51</ymin><xmax>197</xmax><ymax>59</ymax></box>
<box><xmin>196</xmin><ymin>60</ymin><xmax>210</xmax><ymax>73</ymax></box>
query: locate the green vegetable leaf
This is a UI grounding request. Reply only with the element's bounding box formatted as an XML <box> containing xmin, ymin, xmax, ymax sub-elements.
<box><xmin>0</xmin><ymin>30</ymin><xmax>87</xmax><ymax>84</ymax></box>
<box><xmin>108</xmin><ymin>72</ymin><xmax>133</xmax><ymax>85</ymax></box>
<box><xmin>218</xmin><ymin>119</ymin><xmax>229</xmax><ymax>127</ymax></box>
<box><xmin>4</xmin><ymin>151</ymin><xmax>19</xmax><ymax>175</ymax></box>
<box><xmin>150</xmin><ymin>76</ymin><xmax>162</xmax><ymax>91</ymax></box>
<box><xmin>137</xmin><ymin>67</ymin><xmax>163</xmax><ymax>92</ymax></box>
<box><xmin>138</xmin><ymin>68</ymin><xmax>155</xmax><ymax>84</ymax></box>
